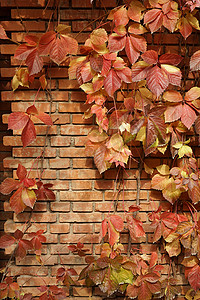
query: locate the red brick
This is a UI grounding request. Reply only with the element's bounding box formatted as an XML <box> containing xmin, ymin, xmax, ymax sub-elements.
<box><xmin>60</xmin><ymin>125</ymin><xmax>91</xmax><ymax>135</ymax></box>
<box><xmin>50</xmin><ymin>202</ymin><xmax>70</xmax><ymax>212</ymax></box>
<box><xmin>73</xmin><ymin>202</ymin><xmax>93</xmax><ymax>212</ymax></box>
<box><xmin>0</xmin><ymin>21</ymin><xmax>46</xmax><ymax>31</ymax></box>
<box><xmin>60</xmin><ymin>148</ymin><xmax>86</xmax><ymax>157</ymax></box>
<box><xmin>13</xmin><ymin>147</ymin><xmax>56</xmax><ymax>158</ymax></box>
<box><xmin>51</xmin><ymin>136</ymin><xmax>71</xmax><ymax>146</ymax></box>
<box><xmin>73</xmin><ymin>224</ymin><xmax>93</xmax><ymax>233</ymax></box>
<box><xmin>71</xmin><ymin>180</ymin><xmax>92</xmax><ymax>190</ymax></box>
<box><xmin>14</xmin><ymin>213</ymin><xmax>57</xmax><ymax>223</ymax></box>
<box><xmin>58</xmin><ymin>191</ymin><xmax>102</xmax><ymax>201</ymax></box>
<box><xmin>72</xmin><ymin>114</ymin><xmax>92</xmax><ymax>124</ymax></box>
<box><xmin>2</xmin><ymin>91</ymin><xmax>68</xmax><ymax>101</ymax></box>
<box><xmin>60</xmin><ymin>233</ymin><xmax>99</xmax><ymax>244</ymax></box>
<box><xmin>59</xmin><ymin>103</ymin><xmax>89</xmax><ymax>113</ymax></box>
<box><xmin>60</xmin><ymin>169</ymin><xmax>102</xmax><ymax>179</ymax></box>
<box><xmin>11</xmin><ymin>9</ymin><xmax>52</xmax><ymax>19</ymax></box>
<box><xmin>58</xmin><ymin>79</ymin><xmax>79</xmax><ymax>89</ymax></box>
<box><xmin>11</xmin><ymin>102</ymin><xmax>56</xmax><ymax>113</ymax></box>
<box><xmin>49</xmin><ymin>158</ymin><xmax>70</xmax><ymax>169</ymax></box>
<box><xmin>59</xmin><ymin>212</ymin><xmax>102</xmax><ymax>223</ymax></box>
<box><xmin>72</xmin><ymin>158</ymin><xmax>93</xmax><ymax>169</ymax></box>
<box><xmin>50</xmin><ymin>224</ymin><xmax>70</xmax><ymax>233</ymax></box>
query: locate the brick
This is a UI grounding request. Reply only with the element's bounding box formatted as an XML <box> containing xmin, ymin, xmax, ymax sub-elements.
<box><xmin>60</xmin><ymin>9</ymin><xmax>100</xmax><ymax>20</ymax></box>
<box><xmin>18</xmin><ymin>276</ymin><xmax>56</xmax><ymax>286</ymax></box>
<box><xmin>60</xmin><ymin>169</ymin><xmax>102</xmax><ymax>179</ymax></box>
<box><xmin>9</xmin><ymin>266</ymin><xmax>48</xmax><ymax>276</ymax></box>
<box><xmin>58</xmin><ymin>79</ymin><xmax>79</xmax><ymax>89</ymax></box>
<box><xmin>50</xmin><ymin>244</ymin><xmax>70</xmax><ymax>254</ymax></box>
<box><xmin>50</xmin><ymin>224</ymin><xmax>70</xmax><ymax>233</ymax></box>
<box><xmin>60</xmin><ymin>125</ymin><xmax>91</xmax><ymax>135</ymax></box>
<box><xmin>16</xmin><ymin>255</ymin><xmax>57</xmax><ymax>265</ymax></box>
<box><xmin>11</xmin><ymin>102</ymin><xmax>56</xmax><ymax>113</ymax></box>
<box><xmin>49</xmin><ymin>158</ymin><xmax>70</xmax><ymax>169</ymax></box>
<box><xmin>71</xmin><ymin>180</ymin><xmax>92</xmax><ymax>190</ymax></box>
<box><xmin>3</xmin><ymin>136</ymin><xmax>46</xmax><ymax>147</ymax></box>
<box><xmin>1</xmin><ymin>44</ymin><xmax>17</xmax><ymax>54</ymax></box>
<box><xmin>73</xmin><ymin>202</ymin><xmax>93</xmax><ymax>212</ymax></box>
<box><xmin>2</xmin><ymin>91</ymin><xmax>68</xmax><ymax>101</ymax></box>
<box><xmin>73</xmin><ymin>224</ymin><xmax>93</xmax><ymax>233</ymax></box>
<box><xmin>0</xmin><ymin>21</ymin><xmax>46</xmax><ymax>31</ymax></box>
<box><xmin>60</xmin><ymin>191</ymin><xmax>103</xmax><ymax>201</ymax></box>
<box><xmin>72</xmin><ymin>158</ymin><xmax>93</xmax><ymax>169</ymax></box>
<box><xmin>59</xmin><ymin>212</ymin><xmax>102</xmax><ymax>223</ymax></box>
<box><xmin>60</xmin><ymin>234</ymin><xmax>99</xmax><ymax>243</ymax></box>
<box><xmin>59</xmin><ymin>103</ymin><xmax>89</xmax><ymax>113</ymax></box>
<box><xmin>50</xmin><ymin>202</ymin><xmax>70</xmax><ymax>212</ymax></box>
<box><xmin>60</xmin><ymin>148</ymin><xmax>86</xmax><ymax>158</ymax></box>
<box><xmin>14</xmin><ymin>213</ymin><xmax>57</xmax><ymax>223</ymax></box>
<box><xmin>72</xmin><ymin>0</ymin><xmax>92</xmax><ymax>7</ymax></box>
<box><xmin>13</xmin><ymin>147</ymin><xmax>56</xmax><ymax>158</ymax></box>
<box><xmin>72</xmin><ymin>114</ymin><xmax>93</xmax><ymax>124</ymax></box>
<box><xmin>11</xmin><ymin>9</ymin><xmax>52</xmax><ymax>19</ymax></box>
<box><xmin>51</xmin><ymin>136</ymin><xmax>71</xmax><ymax>146</ymax></box>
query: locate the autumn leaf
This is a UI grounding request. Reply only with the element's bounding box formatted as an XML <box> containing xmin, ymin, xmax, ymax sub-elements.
<box><xmin>0</xmin><ymin>24</ymin><xmax>9</xmax><ymax>39</ymax></box>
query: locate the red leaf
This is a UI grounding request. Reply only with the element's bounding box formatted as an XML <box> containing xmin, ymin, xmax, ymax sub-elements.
<box><xmin>113</xmin><ymin>6</ymin><xmax>129</xmax><ymax>27</ymax></box>
<box><xmin>8</xmin><ymin>112</ymin><xmax>29</xmax><ymax>130</ymax></box>
<box><xmin>179</xmin><ymin>17</ymin><xmax>192</xmax><ymax>39</ymax></box>
<box><xmin>10</xmin><ymin>188</ymin><xmax>26</xmax><ymax>214</ymax></box>
<box><xmin>108</xmin><ymin>34</ymin><xmax>126</xmax><ymax>53</ymax></box>
<box><xmin>116</xmin><ymin>67</ymin><xmax>132</xmax><ymax>83</ymax></box>
<box><xmin>0</xmin><ymin>24</ymin><xmax>8</xmax><ymax>39</ymax></box>
<box><xmin>101</xmin><ymin>58</ymin><xmax>112</xmax><ymax>76</ymax></box>
<box><xmin>144</xmin><ymin>9</ymin><xmax>163</xmax><ymax>33</ymax></box>
<box><xmin>0</xmin><ymin>178</ymin><xmax>19</xmax><ymax>195</ymax></box>
<box><xmin>17</xmin><ymin>164</ymin><xmax>27</xmax><ymax>181</ymax></box>
<box><xmin>21</xmin><ymin>119</ymin><xmax>36</xmax><ymax>147</ymax></box>
<box><xmin>90</xmin><ymin>55</ymin><xmax>103</xmax><ymax>73</ymax></box>
<box><xmin>26</xmin><ymin>105</ymin><xmax>38</xmax><ymax>115</ymax></box>
<box><xmin>188</xmin><ymin>264</ymin><xmax>200</xmax><ymax>291</ymax></box>
<box><xmin>138</xmin><ymin>281</ymin><xmax>152</xmax><ymax>300</ymax></box>
<box><xmin>125</xmin><ymin>35</ymin><xmax>140</xmax><ymax>65</ymax></box>
<box><xmin>103</xmin><ymin>69</ymin><xmax>121</xmax><ymax>97</ymax></box>
<box><xmin>149</xmin><ymin>252</ymin><xmax>158</xmax><ymax>269</ymax></box>
<box><xmin>35</xmin><ymin>181</ymin><xmax>56</xmax><ymax>201</ymax></box>
<box><xmin>132</xmin><ymin>61</ymin><xmax>150</xmax><ymax>82</ymax></box>
<box><xmin>36</xmin><ymin>113</ymin><xmax>53</xmax><ymax>126</ymax></box>
<box><xmin>0</xmin><ymin>235</ymin><xmax>16</xmax><ymax>248</ymax></box>
<box><xmin>101</xmin><ymin>219</ymin><xmax>108</xmax><ymax>237</ymax></box>
<box><xmin>107</xmin><ymin>219</ymin><xmax>120</xmax><ymax>246</ymax></box>
<box><xmin>25</xmin><ymin>49</ymin><xmax>43</xmax><ymax>76</ymax></box>
<box><xmin>159</xmin><ymin>53</ymin><xmax>182</xmax><ymax>66</ymax></box>
<box><xmin>128</xmin><ymin>205</ymin><xmax>141</xmax><ymax>212</ymax></box>
<box><xmin>14</xmin><ymin>229</ymin><xmax>24</xmax><ymax>240</ymax></box>
<box><xmin>161</xmin><ymin>64</ymin><xmax>182</xmax><ymax>86</ymax></box>
<box><xmin>165</xmin><ymin>104</ymin><xmax>182</xmax><ymax>123</ymax></box>
<box><xmin>39</xmin><ymin>31</ymin><xmax>78</xmax><ymax>65</ymax></box>
<box><xmin>146</xmin><ymin>65</ymin><xmax>169</xmax><ymax>97</ymax></box>
<box><xmin>129</xmin><ymin>35</ymin><xmax>147</xmax><ymax>53</ymax></box>
<box><xmin>190</xmin><ymin>50</ymin><xmax>200</xmax><ymax>71</ymax></box>
<box><xmin>94</xmin><ymin>145</ymin><xmax>108</xmax><ymax>174</ymax></box>
<box><xmin>21</xmin><ymin>188</ymin><xmax>36</xmax><ymax>209</ymax></box>
<box><xmin>142</xmin><ymin>50</ymin><xmax>158</xmax><ymax>65</ymax></box>
<box><xmin>181</xmin><ymin>103</ymin><xmax>197</xmax><ymax>129</ymax></box>
<box><xmin>110</xmin><ymin>215</ymin><xmax>124</xmax><ymax>232</ymax></box>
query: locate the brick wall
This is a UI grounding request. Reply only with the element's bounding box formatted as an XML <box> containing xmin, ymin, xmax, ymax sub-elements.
<box><xmin>0</xmin><ymin>0</ymin><xmax>199</xmax><ymax>299</ymax></box>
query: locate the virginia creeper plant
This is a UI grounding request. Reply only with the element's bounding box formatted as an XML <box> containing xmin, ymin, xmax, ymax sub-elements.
<box><xmin>0</xmin><ymin>0</ymin><xmax>200</xmax><ymax>299</ymax></box>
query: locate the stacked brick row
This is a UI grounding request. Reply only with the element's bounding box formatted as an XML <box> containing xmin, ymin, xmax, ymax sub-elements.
<box><xmin>0</xmin><ymin>0</ymin><xmax>199</xmax><ymax>298</ymax></box>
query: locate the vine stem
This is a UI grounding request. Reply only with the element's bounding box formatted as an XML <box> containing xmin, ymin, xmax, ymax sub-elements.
<box><xmin>127</xmin><ymin>152</ymin><xmax>144</xmax><ymax>256</ymax></box>
<box><xmin>1</xmin><ymin>211</ymin><xmax>33</xmax><ymax>282</ymax></box>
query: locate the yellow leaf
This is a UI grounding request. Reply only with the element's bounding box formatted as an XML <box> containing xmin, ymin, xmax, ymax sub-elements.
<box><xmin>178</xmin><ymin>145</ymin><xmax>193</xmax><ymax>158</ymax></box>
<box><xmin>144</xmin><ymin>162</ymin><xmax>154</xmax><ymax>175</ymax></box>
<box><xmin>156</xmin><ymin>164</ymin><xmax>170</xmax><ymax>175</ymax></box>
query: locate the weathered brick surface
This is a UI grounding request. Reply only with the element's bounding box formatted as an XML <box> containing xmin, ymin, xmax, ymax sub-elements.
<box><xmin>0</xmin><ymin>0</ymin><xmax>199</xmax><ymax>298</ymax></box>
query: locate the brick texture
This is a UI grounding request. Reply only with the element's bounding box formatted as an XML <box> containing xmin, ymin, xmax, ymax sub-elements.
<box><xmin>0</xmin><ymin>0</ymin><xmax>199</xmax><ymax>299</ymax></box>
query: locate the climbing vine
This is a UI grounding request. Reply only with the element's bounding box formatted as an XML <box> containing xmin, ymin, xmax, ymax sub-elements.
<box><xmin>0</xmin><ymin>0</ymin><xmax>200</xmax><ymax>299</ymax></box>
